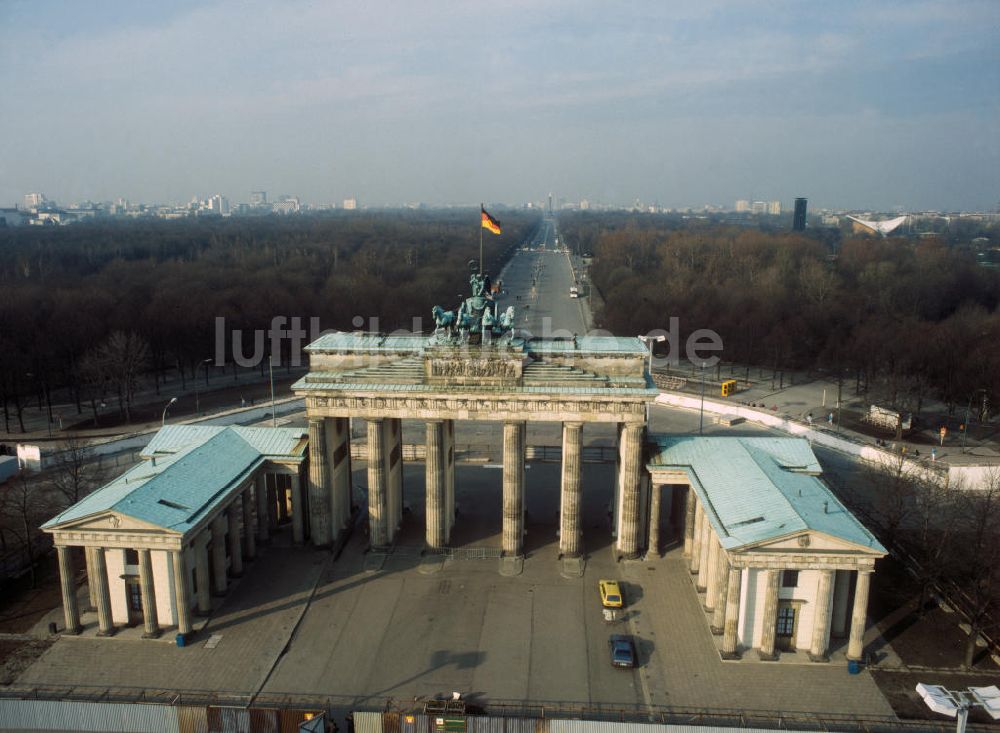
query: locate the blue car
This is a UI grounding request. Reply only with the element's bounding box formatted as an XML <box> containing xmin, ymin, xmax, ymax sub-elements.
<box><xmin>609</xmin><ymin>634</ymin><xmax>637</xmax><ymax>668</ymax></box>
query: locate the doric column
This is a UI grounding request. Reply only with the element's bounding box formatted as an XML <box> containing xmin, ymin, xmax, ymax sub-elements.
<box><xmin>256</xmin><ymin>473</ymin><xmax>270</xmax><ymax>543</ymax></box>
<box><xmin>502</xmin><ymin>421</ymin><xmax>526</xmax><ymax>557</ymax></box>
<box><xmin>57</xmin><ymin>546</ymin><xmax>82</xmax><ymax>635</ymax></box>
<box><xmin>172</xmin><ymin>550</ymin><xmax>193</xmax><ymax>637</ymax></box>
<box><xmin>211</xmin><ymin>514</ymin><xmax>228</xmax><ymax>595</ymax></box>
<box><xmin>425</xmin><ymin>420</ymin><xmax>446</xmax><ymax>549</ymax></box>
<box><xmin>242</xmin><ymin>485</ymin><xmax>256</xmax><ymax>560</ymax></box>
<box><xmin>329</xmin><ymin>417</ymin><xmax>352</xmax><ymax>538</ymax></box>
<box><xmin>809</xmin><ymin>569</ymin><xmax>835</xmax><ymax>662</ymax></box>
<box><xmin>617</xmin><ymin>423</ymin><xmax>644</xmax><ymax>559</ymax></box>
<box><xmin>137</xmin><ymin>548</ymin><xmax>160</xmax><ymax>638</ymax></box>
<box><xmin>683</xmin><ymin>487</ymin><xmax>696</xmax><ymax>557</ymax></box>
<box><xmin>444</xmin><ymin>420</ymin><xmax>456</xmax><ymax>540</ymax></box>
<box><xmin>758</xmin><ymin>568</ymin><xmax>780</xmax><ymax>660</ymax></box>
<box><xmin>308</xmin><ymin>417</ymin><xmax>331</xmax><ymax>546</ymax></box>
<box><xmin>559</xmin><ymin>422</ymin><xmax>583</xmax><ymax>558</ymax></box>
<box><xmin>721</xmin><ymin>564</ymin><xmax>742</xmax><ymax>658</ymax></box>
<box><xmin>85</xmin><ymin>546</ymin><xmax>98</xmax><ymax>611</ymax></box>
<box><xmin>367</xmin><ymin>419</ymin><xmax>388</xmax><ymax>547</ymax></box>
<box><xmin>194</xmin><ymin>533</ymin><xmax>211</xmax><ymax>614</ymax></box>
<box><xmin>646</xmin><ymin>482</ymin><xmax>661</xmax><ymax>559</ymax></box>
<box><xmin>711</xmin><ymin>550</ymin><xmax>729</xmax><ymax>634</ymax></box>
<box><xmin>847</xmin><ymin>569</ymin><xmax>872</xmax><ymax>661</ymax></box>
<box><xmin>91</xmin><ymin>547</ymin><xmax>115</xmax><ymax>637</ymax></box>
<box><xmin>697</xmin><ymin>509</ymin><xmax>711</xmax><ymax>591</ymax></box>
<box><xmin>705</xmin><ymin>533</ymin><xmax>720</xmax><ymax>610</ymax></box>
<box><xmin>227</xmin><ymin>503</ymin><xmax>243</xmax><ymax>577</ymax></box>
<box><xmin>386</xmin><ymin>418</ymin><xmax>404</xmax><ymax>543</ymax></box>
<box><xmin>290</xmin><ymin>473</ymin><xmax>305</xmax><ymax>544</ymax></box>
<box><xmin>690</xmin><ymin>499</ymin><xmax>703</xmax><ymax>574</ymax></box>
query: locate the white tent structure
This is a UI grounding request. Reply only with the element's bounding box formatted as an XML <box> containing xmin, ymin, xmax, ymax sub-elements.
<box><xmin>847</xmin><ymin>214</ymin><xmax>908</xmax><ymax>236</ymax></box>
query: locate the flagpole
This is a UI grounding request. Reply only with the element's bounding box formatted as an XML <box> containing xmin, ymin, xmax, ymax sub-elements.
<box><xmin>479</xmin><ymin>203</ymin><xmax>484</xmax><ymax>274</ymax></box>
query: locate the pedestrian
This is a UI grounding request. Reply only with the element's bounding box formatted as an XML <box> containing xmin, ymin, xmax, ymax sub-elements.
<box><xmin>806</xmin><ymin>413</ymin><xmax>813</xmax><ymax>426</ymax></box>
<box><xmin>828</xmin><ymin>412</ymin><xmax>834</xmax><ymax>425</ymax></box>
<box><xmin>931</xmin><ymin>447</ymin><xmax>937</xmax><ymax>462</ymax></box>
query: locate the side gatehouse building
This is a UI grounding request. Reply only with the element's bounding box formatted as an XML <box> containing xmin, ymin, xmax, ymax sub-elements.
<box><xmin>42</xmin><ymin>332</ymin><xmax>885</xmax><ymax>663</ymax></box>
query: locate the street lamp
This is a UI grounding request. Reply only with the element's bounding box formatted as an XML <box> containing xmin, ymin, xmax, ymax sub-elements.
<box><xmin>638</xmin><ymin>334</ymin><xmax>666</xmax><ymax>375</ymax></box>
<box><xmin>961</xmin><ymin>388</ymin><xmax>987</xmax><ymax>453</ymax></box>
<box><xmin>161</xmin><ymin>397</ymin><xmax>177</xmax><ymax>427</ymax></box>
<box><xmin>916</xmin><ymin>683</ymin><xmax>1000</xmax><ymax>733</ymax></box>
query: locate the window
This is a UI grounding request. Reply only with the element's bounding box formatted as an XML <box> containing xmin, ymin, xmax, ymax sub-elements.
<box><xmin>776</xmin><ymin>606</ymin><xmax>796</xmax><ymax>636</ymax></box>
<box><xmin>124</xmin><ymin>549</ymin><xmax>139</xmax><ymax>566</ymax></box>
<box><xmin>781</xmin><ymin>569</ymin><xmax>799</xmax><ymax>588</ymax></box>
<box><xmin>127</xmin><ymin>581</ymin><xmax>142</xmax><ymax>613</ymax></box>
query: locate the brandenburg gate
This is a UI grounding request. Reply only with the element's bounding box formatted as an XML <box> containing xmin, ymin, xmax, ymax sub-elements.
<box><xmin>293</xmin><ymin>330</ymin><xmax>658</xmax><ymax>564</ymax></box>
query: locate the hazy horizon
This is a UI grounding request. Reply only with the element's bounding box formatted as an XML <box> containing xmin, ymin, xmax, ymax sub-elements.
<box><xmin>1</xmin><ymin>0</ymin><xmax>997</xmax><ymax>212</ymax></box>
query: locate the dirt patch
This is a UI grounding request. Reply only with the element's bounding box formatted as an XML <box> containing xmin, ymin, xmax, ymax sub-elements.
<box><xmin>0</xmin><ymin>553</ymin><xmax>63</xmax><ymax>634</ymax></box>
<box><xmin>0</xmin><ymin>638</ymin><xmax>54</xmax><ymax>685</ymax></box>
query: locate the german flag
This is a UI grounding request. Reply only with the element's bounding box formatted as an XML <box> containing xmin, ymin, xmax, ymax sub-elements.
<box><xmin>481</xmin><ymin>206</ymin><xmax>501</xmax><ymax>235</ymax></box>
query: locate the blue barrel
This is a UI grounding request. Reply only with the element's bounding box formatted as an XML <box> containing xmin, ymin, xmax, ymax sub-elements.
<box><xmin>175</xmin><ymin>633</ymin><xmax>187</xmax><ymax>648</ymax></box>
<box><xmin>847</xmin><ymin>659</ymin><xmax>860</xmax><ymax>674</ymax></box>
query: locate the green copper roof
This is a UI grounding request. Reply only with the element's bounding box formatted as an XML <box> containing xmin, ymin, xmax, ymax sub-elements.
<box><xmin>647</xmin><ymin>436</ymin><xmax>885</xmax><ymax>554</ymax></box>
<box><xmin>43</xmin><ymin>426</ymin><xmax>306</xmax><ymax>537</ymax></box>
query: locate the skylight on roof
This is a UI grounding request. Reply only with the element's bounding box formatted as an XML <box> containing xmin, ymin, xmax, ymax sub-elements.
<box><xmin>157</xmin><ymin>499</ymin><xmax>190</xmax><ymax>511</ymax></box>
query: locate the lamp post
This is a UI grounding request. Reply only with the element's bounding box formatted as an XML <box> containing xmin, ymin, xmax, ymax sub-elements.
<box><xmin>961</xmin><ymin>388</ymin><xmax>987</xmax><ymax>453</ymax></box>
<box><xmin>699</xmin><ymin>361</ymin><xmax>707</xmax><ymax>435</ymax></box>
<box><xmin>638</xmin><ymin>334</ymin><xmax>666</xmax><ymax>375</ymax></box>
<box><xmin>916</xmin><ymin>683</ymin><xmax>1000</xmax><ymax>732</ymax></box>
<box><xmin>161</xmin><ymin>397</ymin><xmax>177</xmax><ymax>427</ymax></box>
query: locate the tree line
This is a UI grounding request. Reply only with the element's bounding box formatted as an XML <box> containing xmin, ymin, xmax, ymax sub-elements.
<box><xmin>560</xmin><ymin>212</ymin><xmax>1000</xmax><ymax>418</ymax></box>
<box><xmin>0</xmin><ymin>210</ymin><xmax>537</xmax><ymax>431</ymax></box>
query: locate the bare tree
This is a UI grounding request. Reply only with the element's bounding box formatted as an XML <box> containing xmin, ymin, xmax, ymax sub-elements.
<box><xmin>865</xmin><ymin>452</ymin><xmax>919</xmax><ymax>549</ymax></box>
<box><xmin>952</xmin><ymin>469</ymin><xmax>1000</xmax><ymax>669</ymax></box>
<box><xmin>47</xmin><ymin>435</ymin><xmax>104</xmax><ymax>508</ymax></box>
<box><xmin>0</xmin><ymin>473</ymin><xmax>53</xmax><ymax>588</ymax></box>
<box><xmin>84</xmin><ymin>331</ymin><xmax>150</xmax><ymax>423</ymax></box>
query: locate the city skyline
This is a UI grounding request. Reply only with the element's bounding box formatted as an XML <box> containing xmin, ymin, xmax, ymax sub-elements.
<box><xmin>1</xmin><ymin>1</ymin><xmax>997</xmax><ymax>211</ymax></box>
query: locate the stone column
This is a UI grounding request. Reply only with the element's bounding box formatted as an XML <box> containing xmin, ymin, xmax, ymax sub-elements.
<box><xmin>256</xmin><ymin>473</ymin><xmax>270</xmax><ymax>543</ymax></box>
<box><xmin>444</xmin><ymin>420</ymin><xmax>456</xmax><ymax>541</ymax></box>
<box><xmin>329</xmin><ymin>417</ymin><xmax>352</xmax><ymax>538</ymax></box>
<box><xmin>705</xmin><ymin>533</ymin><xmax>721</xmax><ymax>610</ymax></box>
<box><xmin>683</xmin><ymin>488</ymin><xmax>696</xmax><ymax>557</ymax></box>
<box><xmin>211</xmin><ymin>514</ymin><xmax>228</xmax><ymax>595</ymax></box>
<box><xmin>194</xmin><ymin>533</ymin><xmax>211</xmax><ymax>614</ymax></box>
<box><xmin>85</xmin><ymin>546</ymin><xmax>99</xmax><ymax>611</ymax></box>
<box><xmin>425</xmin><ymin>420</ymin><xmax>446</xmax><ymax>549</ymax></box>
<box><xmin>91</xmin><ymin>547</ymin><xmax>115</xmax><ymax>637</ymax></box>
<box><xmin>847</xmin><ymin>569</ymin><xmax>872</xmax><ymax>661</ymax></box>
<box><xmin>758</xmin><ymin>568</ymin><xmax>780</xmax><ymax>660</ymax></box>
<box><xmin>617</xmin><ymin>423</ymin><xmax>644</xmax><ymax>559</ymax></box>
<box><xmin>227</xmin><ymin>503</ymin><xmax>243</xmax><ymax>577</ymax></box>
<box><xmin>502</xmin><ymin>421</ymin><xmax>526</xmax><ymax>557</ymax></box>
<box><xmin>386</xmin><ymin>418</ymin><xmax>404</xmax><ymax>543</ymax></box>
<box><xmin>242</xmin><ymin>486</ymin><xmax>256</xmax><ymax>560</ymax></box>
<box><xmin>690</xmin><ymin>499</ymin><xmax>703</xmax><ymax>574</ymax></box>
<box><xmin>809</xmin><ymin>569</ymin><xmax>835</xmax><ymax>662</ymax></box>
<box><xmin>711</xmin><ymin>551</ymin><xmax>729</xmax><ymax>635</ymax></box>
<box><xmin>721</xmin><ymin>564</ymin><xmax>742</xmax><ymax>658</ymax></box>
<box><xmin>646</xmin><ymin>482</ymin><xmax>662</xmax><ymax>559</ymax></box>
<box><xmin>308</xmin><ymin>418</ymin><xmax>331</xmax><ymax>546</ymax></box>
<box><xmin>172</xmin><ymin>550</ymin><xmax>193</xmax><ymax>637</ymax></box>
<box><xmin>290</xmin><ymin>472</ymin><xmax>305</xmax><ymax>544</ymax></box>
<box><xmin>559</xmin><ymin>422</ymin><xmax>583</xmax><ymax>558</ymax></box>
<box><xmin>367</xmin><ymin>419</ymin><xmax>388</xmax><ymax>547</ymax></box>
<box><xmin>697</xmin><ymin>510</ymin><xmax>711</xmax><ymax>591</ymax></box>
<box><xmin>137</xmin><ymin>548</ymin><xmax>160</xmax><ymax>638</ymax></box>
<box><xmin>57</xmin><ymin>546</ymin><xmax>82</xmax><ymax>635</ymax></box>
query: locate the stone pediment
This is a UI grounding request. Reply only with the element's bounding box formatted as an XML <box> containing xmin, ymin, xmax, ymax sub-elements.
<box><xmin>49</xmin><ymin>510</ymin><xmax>174</xmax><ymax>535</ymax></box>
<box><xmin>742</xmin><ymin>530</ymin><xmax>883</xmax><ymax>556</ymax></box>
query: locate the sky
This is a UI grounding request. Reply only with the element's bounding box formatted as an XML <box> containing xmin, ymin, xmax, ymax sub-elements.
<box><xmin>1</xmin><ymin>0</ymin><xmax>997</xmax><ymax>212</ymax></box>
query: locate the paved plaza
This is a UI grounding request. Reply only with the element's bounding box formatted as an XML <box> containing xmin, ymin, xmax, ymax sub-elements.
<box><xmin>15</xmin><ymin>458</ymin><xmax>894</xmax><ymax>718</ymax></box>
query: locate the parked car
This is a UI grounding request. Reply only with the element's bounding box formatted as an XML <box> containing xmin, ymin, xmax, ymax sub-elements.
<box><xmin>598</xmin><ymin>579</ymin><xmax>624</xmax><ymax>608</ymax></box>
<box><xmin>609</xmin><ymin>634</ymin><xmax>637</xmax><ymax>668</ymax></box>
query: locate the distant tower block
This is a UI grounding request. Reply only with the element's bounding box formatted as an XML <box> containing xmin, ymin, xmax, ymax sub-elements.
<box><xmin>548</xmin><ymin>193</ymin><xmax>553</xmax><ymax>215</ymax></box>
<box><xmin>793</xmin><ymin>198</ymin><xmax>807</xmax><ymax>231</ymax></box>
<box><xmin>250</xmin><ymin>191</ymin><xmax>267</xmax><ymax>207</ymax></box>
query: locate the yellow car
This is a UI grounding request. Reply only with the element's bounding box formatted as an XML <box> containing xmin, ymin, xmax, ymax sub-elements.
<box><xmin>599</xmin><ymin>580</ymin><xmax>624</xmax><ymax>608</ymax></box>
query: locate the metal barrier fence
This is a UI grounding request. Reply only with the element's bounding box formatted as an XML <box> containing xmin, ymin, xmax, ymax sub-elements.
<box><xmin>1</xmin><ymin>686</ymin><xmax>993</xmax><ymax>733</ymax></box>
